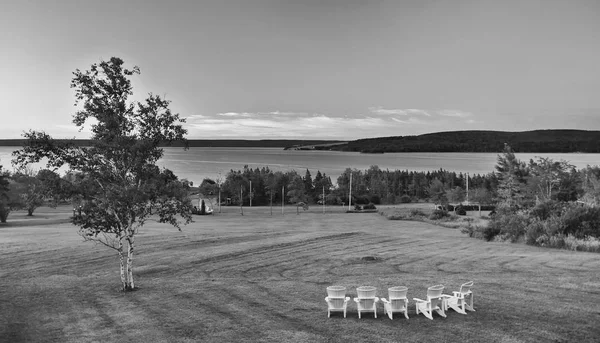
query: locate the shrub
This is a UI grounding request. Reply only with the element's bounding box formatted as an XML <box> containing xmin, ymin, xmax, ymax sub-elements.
<box><xmin>461</xmin><ymin>221</ymin><xmax>476</xmax><ymax>237</ymax></box>
<box><xmin>488</xmin><ymin>213</ymin><xmax>530</xmax><ymax>242</ymax></box>
<box><xmin>363</xmin><ymin>203</ymin><xmax>377</xmax><ymax>210</ymax></box>
<box><xmin>529</xmin><ymin>200</ymin><xmax>563</xmax><ymax>220</ymax></box>
<box><xmin>472</xmin><ymin>225</ymin><xmax>500</xmax><ymax>241</ymax></box>
<box><xmin>410</xmin><ymin>208</ymin><xmax>426</xmax><ymax>217</ymax></box>
<box><xmin>369</xmin><ymin>195</ymin><xmax>381</xmax><ymax>205</ymax></box>
<box><xmin>455</xmin><ymin>205</ymin><xmax>467</xmax><ymax>216</ymax></box>
<box><xmin>398</xmin><ymin>195</ymin><xmax>412</xmax><ymax>203</ymax></box>
<box><xmin>525</xmin><ymin>220</ymin><xmax>545</xmax><ymax>245</ymax></box>
<box><xmin>354</xmin><ymin>204</ymin><xmax>362</xmax><ymax>211</ymax></box>
<box><xmin>429</xmin><ymin>209</ymin><xmax>450</xmax><ymax>220</ymax></box>
<box><xmin>547</xmin><ymin>235</ymin><xmax>566</xmax><ymax>249</ymax></box>
<box><xmin>355</xmin><ymin>196</ymin><xmax>371</xmax><ymax>205</ymax></box>
<box><xmin>560</xmin><ymin>205</ymin><xmax>600</xmax><ymax>238</ymax></box>
<box><xmin>564</xmin><ymin>235</ymin><xmax>600</xmax><ymax>253</ymax></box>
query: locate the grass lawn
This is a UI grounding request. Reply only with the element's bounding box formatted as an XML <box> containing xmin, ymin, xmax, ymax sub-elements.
<box><xmin>1</xmin><ymin>205</ymin><xmax>599</xmax><ymax>342</ymax></box>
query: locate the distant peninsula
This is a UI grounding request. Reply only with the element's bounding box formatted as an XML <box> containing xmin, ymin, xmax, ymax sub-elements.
<box><xmin>317</xmin><ymin>130</ymin><xmax>600</xmax><ymax>153</ymax></box>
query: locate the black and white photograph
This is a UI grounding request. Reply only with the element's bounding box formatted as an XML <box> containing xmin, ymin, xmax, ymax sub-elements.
<box><xmin>1</xmin><ymin>1</ymin><xmax>599</xmax><ymax>342</ymax></box>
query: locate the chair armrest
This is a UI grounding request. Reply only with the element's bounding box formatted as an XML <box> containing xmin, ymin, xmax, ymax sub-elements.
<box><xmin>381</xmin><ymin>298</ymin><xmax>389</xmax><ymax>304</ymax></box>
<box><xmin>413</xmin><ymin>298</ymin><xmax>426</xmax><ymax>303</ymax></box>
<box><xmin>353</xmin><ymin>297</ymin><xmax>359</xmax><ymax>303</ymax></box>
<box><xmin>344</xmin><ymin>297</ymin><xmax>350</xmax><ymax>303</ymax></box>
<box><xmin>452</xmin><ymin>291</ymin><xmax>464</xmax><ymax>298</ymax></box>
<box><xmin>374</xmin><ymin>297</ymin><xmax>380</xmax><ymax>303</ymax></box>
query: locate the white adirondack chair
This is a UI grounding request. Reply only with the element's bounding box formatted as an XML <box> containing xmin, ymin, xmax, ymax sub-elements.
<box><xmin>413</xmin><ymin>284</ymin><xmax>447</xmax><ymax>320</ymax></box>
<box><xmin>353</xmin><ymin>286</ymin><xmax>379</xmax><ymax>319</ymax></box>
<box><xmin>325</xmin><ymin>286</ymin><xmax>350</xmax><ymax>318</ymax></box>
<box><xmin>381</xmin><ymin>286</ymin><xmax>409</xmax><ymax>320</ymax></box>
<box><xmin>443</xmin><ymin>281</ymin><xmax>475</xmax><ymax>314</ymax></box>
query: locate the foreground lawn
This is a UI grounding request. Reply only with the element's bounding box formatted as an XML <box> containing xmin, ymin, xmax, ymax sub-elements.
<box><xmin>1</xmin><ymin>206</ymin><xmax>599</xmax><ymax>342</ymax></box>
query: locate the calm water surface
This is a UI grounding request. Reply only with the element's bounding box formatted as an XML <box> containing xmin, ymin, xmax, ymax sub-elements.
<box><xmin>1</xmin><ymin>147</ymin><xmax>599</xmax><ymax>185</ymax></box>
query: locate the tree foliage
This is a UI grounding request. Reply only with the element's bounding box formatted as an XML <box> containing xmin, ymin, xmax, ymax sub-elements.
<box><xmin>0</xmin><ymin>164</ymin><xmax>12</xmax><ymax>223</ymax></box>
<box><xmin>12</xmin><ymin>57</ymin><xmax>192</xmax><ymax>291</ymax></box>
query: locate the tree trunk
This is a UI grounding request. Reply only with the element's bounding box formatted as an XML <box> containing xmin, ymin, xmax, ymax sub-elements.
<box><xmin>126</xmin><ymin>235</ymin><xmax>135</xmax><ymax>291</ymax></box>
<box><xmin>27</xmin><ymin>208</ymin><xmax>34</xmax><ymax>216</ymax></box>
<box><xmin>118</xmin><ymin>240</ymin><xmax>127</xmax><ymax>291</ymax></box>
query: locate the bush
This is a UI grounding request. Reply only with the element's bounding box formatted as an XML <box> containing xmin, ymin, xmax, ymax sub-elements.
<box><xmin>455</xmin><ymin>205</ymin><xmax>467</xmax><ymax>216</ymax></box>
<box><xmin>488</xmin><ymin>213</ymin><xmax>530</xmax><ymax>242</ymax></box>
<box><xmin>410</xmin><ymin>208</ymin><xmax>426</xmax><ymax>217</ymax></box>
<box><xmin>354</xmin><ymin>204</ymin><xmax>362</xmax><ymax>211</ymax></box>
<box><xmin>398</xmin><ymin>195</ymin><xmax>412</xmax><ymax>203</ymax></box>
<box><xmin>529</xmin><ymin>200</ymin><xmax>563</xmax><ymax>220</ymax></box>
<box><xmin>369</xmin><ymin>195</ymin><xmax>381</xmax><ymax>205</ymax></box>
<box><xmin>429</xmin><ymin>209</ymin><xmax>450</xmax><ymax>220</ymax></box>
<box><xmin>472</xmin><ymin>224</ymin><xmax>500</xmax><ymax>241</ymax></box>
<box><xmin>354</xmin><ymin>196</ymin><xmax>371</xmax><ymax>205</ymax></box>
<box><xmin>560</xmin><ymin>205</ymin><xmax>600</xmax><ymax>238</ymax></box>
<box><xmin>564</xmin><ymin>235</ymin><xmax>600</xmax><ymax>253</ymax></box>
<box><xmin>525</xmin><ymin>220</ymin><xmax>545</xmax><ymax>245</ymax></box>
<box><xmin>363</xmin><ymin>203</ymin><xmax>377</xmax><ymax>210</ymax></box>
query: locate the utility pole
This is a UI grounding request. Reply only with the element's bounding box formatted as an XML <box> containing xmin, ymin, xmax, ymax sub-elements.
<box><xmin>249</xmin><ymin>180</ymin><xmax>252</xmax><ymax>207</ymax></box>
<box><xmin>322</xmin><ymin>185</ymin><xmax>325</xmax><ymax>214</ymax></box>
<box><xmin>240</xmin><ymin>186</ymin><xmax>243</xmax><ymax>215</ymax></box>
<box><xmin>282</xmin><ymin>186</ymin><xmax>285</xmax><ymax>215</ymax></box>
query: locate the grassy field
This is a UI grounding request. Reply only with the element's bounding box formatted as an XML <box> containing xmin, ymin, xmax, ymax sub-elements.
<box><xmin>1</xmin><ymin>205</ymin><xmax>599</xmax><ymax>342</ymax></box>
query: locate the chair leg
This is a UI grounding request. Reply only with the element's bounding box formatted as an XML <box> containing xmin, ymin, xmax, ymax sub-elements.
<box><xmin>404</xmin><ymin>310</ymin><xmax>409</xmax><ymax>320</ymax></box>
<box><xmin>423</xmin><ymin>310</ymin><xmax>433</xmax><ymax>320</ymax></box>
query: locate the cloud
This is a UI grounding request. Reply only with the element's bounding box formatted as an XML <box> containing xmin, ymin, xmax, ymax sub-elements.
<box><xmin>437</xmin><ymin>110</ymin><xmax>472</xmax><ymax>118</ymax></box>
<box><xmin>405</xmin><ymin>109</ymin><xmax>431</xmax><ymax>116</ymax></box>
<box><xmin>186</xmin><ymin>114</ymin><xmax>208</xmax><ymax>120</ymax></box>
<box><xmin>186</xmin><ymin>112</ymin><xmax>395</xmax><ymax>139</ymax></box>
<box><xmin>217</xmin><ymin>112</ymin><xmax>253</xmax><ymax>117</ymax></box>
<box><xmin>391</xmin><ymin>117</ymin><xmax>429</xmax><ymax>125</ymax></box>
<box><xmin>369</xmin><ymin>107</ymin><xmax>431</xmax><ymax>116</ymax></box>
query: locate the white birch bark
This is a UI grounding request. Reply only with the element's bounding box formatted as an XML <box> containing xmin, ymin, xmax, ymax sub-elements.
<box><xmin>118</xmin><ymin>240</ymin><xmax>126</xmax><ymax>291</ymax></box>
<box><xmin>126</xmin><ymin>233</ymin><xmax>135</xmax><ymax>290</ymax></box>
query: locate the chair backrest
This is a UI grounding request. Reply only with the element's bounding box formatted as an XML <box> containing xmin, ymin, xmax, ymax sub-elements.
<box><xmin>459</xmin><ymin>281</ymin><xmax>473</xmax><ymax>295</ymax></box>
<box><xmin>328</xmin><ymin>298</ymin><xmax>346</xmax><ymax>308</ymax></box>
<box><xmin>427</xmin><ymin>284</ymin><xmax>444</xmax><ymax>299</ymax></box>
<box><xmin>357</xmin><ymin>298</ymin><xmax>376</xmax><ymax>309</ymax></box>
<box><xmin>388</xmin><ymin>286</ymin><xmax>408</xmax><ymax>299</ymax></box>
<box><xmin>356</xmin><ymin>286</ymin><xmax>376</xmax><ymax>299</ymax></box>
<box><xmin>327</xmin><ymin>286</ymin><xmax>346</xmax><ymax>298</ymax></box>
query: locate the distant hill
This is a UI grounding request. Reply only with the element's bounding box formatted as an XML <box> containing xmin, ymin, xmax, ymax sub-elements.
<box><xmin>324</xmin><ymin>130</ymin><xmax>600</xmax><ymax>153</ymax></box>
<box><xmin>0</xmin><ymin>139</ymin><xmax>344</xmax><ymax>148</ymax></box>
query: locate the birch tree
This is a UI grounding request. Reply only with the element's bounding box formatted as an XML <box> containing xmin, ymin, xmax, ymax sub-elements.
<box><xmin>12</xmin><ymin>57</ymin><xmax>192</xmax><ymax>291</ymax></box>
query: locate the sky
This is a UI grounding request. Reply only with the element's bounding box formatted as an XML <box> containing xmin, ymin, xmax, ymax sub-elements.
<box><xmin>1</xmin><ymin>0</ymin><xmax>599</xmax><ymax>140</ymax></box>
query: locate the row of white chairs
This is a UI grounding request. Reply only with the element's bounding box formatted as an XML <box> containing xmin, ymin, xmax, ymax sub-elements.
<box><xmin>325</xmin><ymin>281</ymin><xmax>474</xmax><ymax>320</ymax></box>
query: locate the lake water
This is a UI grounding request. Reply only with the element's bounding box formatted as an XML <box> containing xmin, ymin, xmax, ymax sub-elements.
<box><xmin>1</xmin><ymin>146</ymin><xmax>599</xmax><ymax>185</ymax></box>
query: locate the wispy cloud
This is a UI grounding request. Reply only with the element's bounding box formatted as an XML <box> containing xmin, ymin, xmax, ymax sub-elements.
<box><xmin>186</xmin><ymin>108</ymin><xmax>475</xmax><ymax>139</ymax></box>
<box><xmin>186</xmin><ymin>114</ymin><xmax>208</xmax><ymax>119</ymax></box>
<box><xmin>217</xmin><ymin>112</ymin><xmax>253</xmax><ymax>117</ymax></box>
<box><xmin>369</xmin><ymin>107</ymin><xmax>431</xmax><ymax>116</ymax></box>
<box><xmin>391</xmin><ymin>117</ymin><xmax>429</xmax><ymax>125</ymax></box>
<box><xmin>437</xmin><ymin>110</ymin><xmax>472</xmax><ymax>118</ymax></box>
